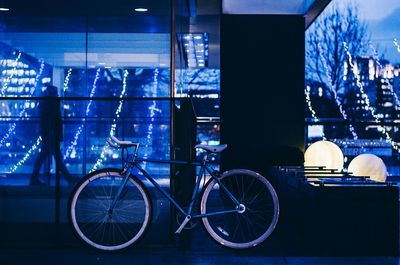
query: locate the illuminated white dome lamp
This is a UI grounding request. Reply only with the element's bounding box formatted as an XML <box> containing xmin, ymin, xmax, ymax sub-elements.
<box><xmin>304</xmin><ymin>140</ymin><xmax>388</xmax><ymax>182</ymax></box>
<box><xmin>347</xmin><ymin>153</ymin><xmax>387</xmax><ymax>182</ymax></box>
<box><xmin>304</xmin><ymin>140</ymin><xmax>344</xmax><ymax>171</ymax></box>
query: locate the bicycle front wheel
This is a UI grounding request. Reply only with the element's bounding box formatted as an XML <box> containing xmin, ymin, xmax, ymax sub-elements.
<box><xmin>201</xmin><ymin>169</ymin><xmax>279</xmax><ymax>249</ymax></box>
<box><xmin>68</xmin><ymin>168</ymin><xmax>152</xmax><ymax>251</ymax></box>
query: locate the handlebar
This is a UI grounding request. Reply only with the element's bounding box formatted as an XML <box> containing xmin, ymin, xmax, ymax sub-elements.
<box><xmin>107</xmin><ymin>135</ymin><xmax>138</xmax><ymax>149</ymax></box>
<box><xmin>107</xmin><ymin>135</ymin><xmax>140</xmax><ymax>163</ymax></box>
<box><xmin>106</xmin><ymin>138</ymin><xmax>119</xmax><ymax>148</ymax></box>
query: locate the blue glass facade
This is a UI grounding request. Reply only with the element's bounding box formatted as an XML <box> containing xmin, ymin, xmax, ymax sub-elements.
<box><xmin>0</xmin><ymin>2</ymin><xmax>223</xmax><ymax>249</ymax></box>
<box><xmin>0</xmin><ymin>15</ymin><xmax>172</xmax><ymax>186</ymax></box>
<box><xmin>0</xmin><ymin>4</ymin><xmax>222</xmax><ymax>185</ymax></box>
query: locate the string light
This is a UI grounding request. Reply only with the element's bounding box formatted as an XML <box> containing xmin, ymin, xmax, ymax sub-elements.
<box><xmin>0</xmin><ymin>123</ymin><xmax>16</xmax><ymax>149</ymax></box>
<box><xmin>0</xmin><ymin>60</ymin><xmax>46</xmax><ymax>148</ymax></box>
<box><xmin>343</xmin><ymin>42</ymin><xmax>399</xmax><ymax>151</ymax></box>
<box><xmin>305</xmin><ymin>86</ymin><xmax>319</xmax><ymax>121</ymax></box>
<box><xmin>63</xmin><ymin>68</ymin><xmax>100</xmax><ymax>160</ymax></box>
<box><xmin>5</xmin><ymin>65</ymin><xmax>72</xmax><ymax>172</ymax></box>
<box><xmin>7</xmin><ymin>136</ymin><xmax>42</xmax><ymax>174</ymax></box>
<box><xmin>91</xmin><ymin>69</ymin><xmax>129</xmax><ymax>171</ymax></box>
<box><xmin>7</xmin><ymin>67</ymin><xmax>96</xmax><ymax>173</ymax></box>
<box><xmin>394</xmin><ymin>38</ymin><xmax>400</xmax><ymax>53</ymax></box>
<box><xmin>141</xmin><ymin>68</ymin><xmax>161</xmax><ymax>171</ymax></box>
<box><xmin>318</xmin><ymin>43</ymin><xmax>358</xmax><ymax>139</ymax></box>
<box><xmin>1</xmin><ymin>51</ymin><xmax>22</xmax><ymax>96</ymax></box>
<box><xmin>305</xmin><ymin>85</ymin><xmax>326</xmax><ymax>140</ymax></box>
<box><xmin>63</xmin><ymin>68</ymin><xmax>73</xmax><ymax>93</ymax></box>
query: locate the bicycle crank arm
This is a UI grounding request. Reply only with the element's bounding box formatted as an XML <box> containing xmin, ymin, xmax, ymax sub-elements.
<box><xmin>175</xmin><ymin>215</ymin><xmax>191</xmax><ymax>234</ymax></box>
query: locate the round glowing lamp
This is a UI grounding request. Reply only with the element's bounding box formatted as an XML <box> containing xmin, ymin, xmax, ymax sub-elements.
<box><xmin>348</xmin><ymin>153</ymin><xmax>387</xmax><ymax>182</ymax></box>
<box><xmin>304</xmin><ymin>140</ymin><xmax>344</xmax><ymax>171</ymax></box>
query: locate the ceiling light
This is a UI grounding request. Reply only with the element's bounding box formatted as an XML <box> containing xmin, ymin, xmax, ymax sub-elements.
<box><xmin>134</xmin><ymin>8</ymin><xmax>148</xmax><ymax>12</ymax></box>
<box><xmin>0</xmin><ymin>7</ymin><xmax>10</xmax><ymax>11</ymax></box>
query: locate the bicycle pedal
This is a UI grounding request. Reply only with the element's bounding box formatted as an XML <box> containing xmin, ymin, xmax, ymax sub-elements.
<box><xmin>175</xmin><ymin>215</ymin><xmax>191</xmax><ymax>234</ymax></box>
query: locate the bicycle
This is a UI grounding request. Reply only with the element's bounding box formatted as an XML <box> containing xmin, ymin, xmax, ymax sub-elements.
<box><xmin>68</xmin><ymin>135</ymin><xmax>279</xmax><ymax>251</ymax></box>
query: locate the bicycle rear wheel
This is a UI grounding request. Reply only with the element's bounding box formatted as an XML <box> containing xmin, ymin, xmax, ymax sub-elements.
<box><xmin>201</xmin><ymin>169</ymin><xmax>279</xmax><ymax>249</ymax></box>
<box><xmin>68</xmin><ymin>168</ymin><xmax>152</xmax><ymax>251</ymax></box>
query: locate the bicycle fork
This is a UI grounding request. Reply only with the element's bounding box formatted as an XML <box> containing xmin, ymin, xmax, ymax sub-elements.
<box><xmin>108</xmin><ymin>167</ymin><xmax>132</xmax><ymax>215</ymax></box>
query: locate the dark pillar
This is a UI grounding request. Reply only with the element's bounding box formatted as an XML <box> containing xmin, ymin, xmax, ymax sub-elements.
<box><xmin>171</xmin><ymin>99</ymin><xmax>196</xmax><ymax>248</ymax></box>
<box><xmin>220</xmin><ymin>15</ymin><xmax>305</xmax><ymax>173</ymax></box>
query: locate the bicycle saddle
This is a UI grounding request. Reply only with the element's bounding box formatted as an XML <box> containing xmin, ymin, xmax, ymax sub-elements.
<box><xmin>195</xmin><ymin>144</ymin><xmax>227</xmax><ymax>153</ymax></box>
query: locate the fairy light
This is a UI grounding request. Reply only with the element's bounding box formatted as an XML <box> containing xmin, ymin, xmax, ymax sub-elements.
<box><xmin>91</xmin><ymin>69</ymin><xmax>129</xmax><ymax>171</ymax></box>
<box><xmin>63</xmin><ymin>68</ymin><xmax>73</xmax><ymax>93</ymax></box>
<box><xmin>0</xmin><ymin>123</ymin><xmax>16</xmax><ymax>149</ymax></box>
<box><xmin>4</xmin><ymin>65</ymin><xmax>73</xmax><ymax>173</ymax></box>
<box><xmin>305</xmin><ymin>85</ymin><xmax>326</xmax><ymax>140</ymax></box>
<box><xmin>305</xmin><ymin>86</ymin><xmax>318</xmax><ymax>121</ymax></box>
<box><xmin>7</xmin><ymin>136</ymin><xmax>42</xmax><ymax>174</ymax></box>
<box><xmin>343</xmin><ymin>43</ymin><xmax>374</xmax><ymax>114</ymax></box>
<box><xmin>318</xmin><ymin>43</ymin><xmax>358</xmax><ymax>139</ymax></box>
<box><xmin>0</xmin><ymin>60</ymin><xmax>46</xmax><ymax>148</ymax></box>
<box><xmin>64</xmin><ymin>68</ymin><xmax>100</xmax><ymax>160</ymax></box>
<box><xmin>344</xmin><ymin>42</ymin><xmax>399</xmax><ymax>151</ymax></box>
<box><xmin>394</xmin><ymin>38</ymin><xmax>400</xmax><ymax>53</ymax></box>
<box><xmin>141</xmin><ymin>68</ymin><xmax>161</xmax><ymax>171</ymax></box>
<box><xmin>1</xmin><ymin>51</ymin><xmax>22</xmax><ymax>96</ymax></box>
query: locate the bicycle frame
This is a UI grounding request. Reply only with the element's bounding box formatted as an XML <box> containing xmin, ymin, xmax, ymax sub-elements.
<box><xmin>71</xmin><ymin>138</ymin><xmax>280</xmax><ymax>250</ymax></box>
<box><xmin>111</xmin><ymin>147</ymin><xmax>242</xmax><ymax>221</ymax></box>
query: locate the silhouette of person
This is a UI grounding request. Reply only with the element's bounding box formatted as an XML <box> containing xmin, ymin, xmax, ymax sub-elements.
<box><xmin>30</xmin><ymin>85</ymin><xmax>72</xmax><ymax>186</ymax></box>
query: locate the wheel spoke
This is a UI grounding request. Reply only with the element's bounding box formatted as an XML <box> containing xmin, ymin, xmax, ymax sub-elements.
<box><xmin>241</xmin><ymin>214</ymin><xmax>257</xmax><ymax>241</ymax></box>
<box><xmin>70</xmin><ymin>170</ymin><xmax>151</xmax><ymax>251</ymax></box>
<box><xmin>202</xmin><ymin>170</ymin><xmax>279</xmax><ymax>249</ymax></box>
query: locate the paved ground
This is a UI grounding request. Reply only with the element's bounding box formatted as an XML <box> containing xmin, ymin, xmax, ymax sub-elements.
<box><xmin>0</xmin><ymin>245</ymin><xmax>398</xmax><ymax>265</ymax></box>
<box><xmin>1</xmin><ymin>176</ymin><xmax>398</xmax><ymax>264</ymax></box>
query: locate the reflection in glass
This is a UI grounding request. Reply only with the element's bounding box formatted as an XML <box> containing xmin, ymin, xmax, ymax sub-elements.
<box><xmin>305</xmin><ymin>0</ymin><xmax>400</xmax><ymax>177</ymax></box>
<box><xmin>0</xmin><ymin>15</ymin><xmax>171</xmax><ymax>186</ymax></box>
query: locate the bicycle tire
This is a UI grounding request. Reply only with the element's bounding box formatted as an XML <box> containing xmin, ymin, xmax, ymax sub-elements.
<box><xmin>68</xmin><ymin>168</ymin><xmax>152</xmax><ymax>251</ymax></box>
<box><xmin>201</xmin><ymin>169</ymin><xmax>279</xmax><ymax>249</ymax></box>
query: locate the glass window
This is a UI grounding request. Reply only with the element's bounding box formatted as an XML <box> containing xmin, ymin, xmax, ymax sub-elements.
<box><xmin>0</xmin><ymin>8</ymin><xmax>171</xmax><ymax>187</ymax></box>
<box><xmin>0</xmin><ymin>0</ymin><xmax>178</xmax><ymax>244</ymax></box>
<box><xmin>305</xmin><ymin>0</ymin><xmax>400</xmax><ymax>178</ymax></box>
<box><xmin>175</xmin><ymin>2</ymin><xmax>221</xmax><ymax>160</ymax></box>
